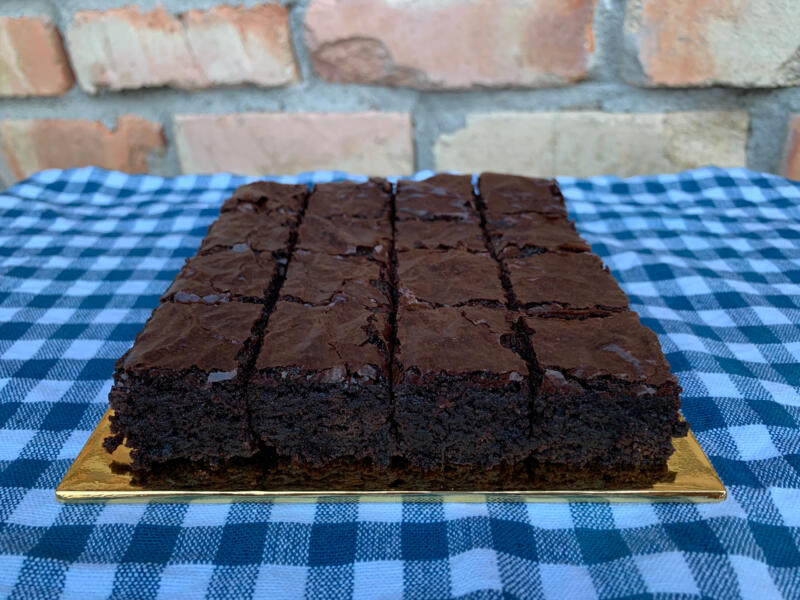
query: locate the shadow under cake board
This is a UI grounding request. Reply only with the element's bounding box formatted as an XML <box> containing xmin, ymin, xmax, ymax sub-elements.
<box><xmin>56</xmin><ymin>409</ymin><xmax>726</xmax><ymax>503</ymax></box>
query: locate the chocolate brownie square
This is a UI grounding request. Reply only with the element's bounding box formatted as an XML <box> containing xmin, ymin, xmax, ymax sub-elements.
<box><xmin>296</xmin><ymin>215</ymin><xmax>391</xmax><ymax>258</ymax></box>
<box><xmin>199</xmin><ymin>211</ymin><xmax>295</xmax><ymax>255</ymax></box>
<box><xmin>279</xmin><ymin>251</ymin><xmax>391</xmax><ymax>309</ymax></box>
<box><xmin>395</xmin><ymin>219</ymin><xmax>487</xmax><ymax>253</ymax></box>
<box><xmin>520</xmin><ymin>311</ymin><xmax>686</xmax><ymax>471</ymax></box>
<box><xmin>307</xmin><ymin>179</ymin><xmax>391</xmax><ymax>219</ymax></box>
<box><xmin>396</xmin><ymin>249</ymin><xmax>505</xmax><ymax>307</ymax></box>
<box><xmin>479</xmin><ymin>172</ymin><xmax>567</xmax><ymax>218</ymax></box>
<box><xmin>106</xmin><ymin>302</ymin><xmax>263</xmax><ymax>468</ymax></box>
<box><xmin>486</xmin><ymin>212</ymin><xmax>590</xmax><ymax>258</ymax></box>
<box><xmin>396</xmin><ymin>174</ymin><xmax>477</xmax><ymax>221</ymax></box>
<box><xmin>161</xmin><ymin>247</ymin><xmax>279</xmax><ymax>304</ymax></box>
<box><xmin>220</xmin><ymin>180</ymin><xmax>307</xmax><ymax>217</ymax></box>
<box><xmin>249</xmin><ymin>299</ymin><xmax>393</xmax><ymax>466</ymax></box>
<box><xmin>393</xmin><ymin>305</ymin><xmax>532</xmax><ymax>469</ymax></box>
<box><xmin>506</xmin><ymin>251</ymin><xmax>629</xmax><ymax>315</ymax></box>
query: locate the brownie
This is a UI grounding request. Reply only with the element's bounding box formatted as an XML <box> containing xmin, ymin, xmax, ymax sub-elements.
<box><xmin>395</xmin><ymin>219</ymin><xmax>487</xmax><ymax>253</ymax></box>
<box><xmin>507</xmin><ymin>251</ymin><xmax>629</xmax><ymax>315</ymax></box>
<box><xmin>296</xmin><ymin>215</ymin><xmax>391</xmax><ymax>258</ymax></box>
<box><xmin>279</xmin><ymin>251</ymin><xmax>391</xmax><ymax>308</ymax></box>
<box><xmin>396</xmin><ymin>249</ymin><xmax>505</xmax><ymax>307</ymax></box>
<box><xmin>520</xmin><ymin>311</ymin><xmax>686</xmax><ymax>471</ymax></box>
<box><xmin>396</xmin><ymin>174</ymin><xmax>476</xmax><ymax>221</ymax></box>
<box><xmin>220</xmin><ymin>180</ymin><xmax>307</xmax><ymax>216</ymax></box>
<box><xmin>249</xmin><ymin>299</ymin><xmax>393</xmax><ymax>466</ymax></box>
<box><xmin>307</xmin><ymin>179</ymin><xmax>391</xmax><ymax>219</ymax></box>
<box><xmin>161</xmin><ymin>247</ymin><xmax>279</xmax><ymax>304</ymax></box>
<box><xmin>199</xmin><ymin>211</ymin><xmax>294</xmax><ymax>255</ymax></box>
<box><xmin>479</xmin><ymin>172</ymin><xmax>567</xmax><ymax>218</ymax></box>
<box><xmin>393</xmin><ymin>305</ymin><xmax>532</xmax><ymax>469</ymax></box>
<box><xmin>105</xmin><ymin>302</ymin><xmax>263</xmax><ymax>468</ymax></box>
<box><xmin>106</xmin><ymin>173</ymin><xmax>687</xmax><ymax>491</ymax></box>
<box><xmin>487</xmin><ymin>212</ymin><xmax>591</xmax><ymax>258</ymax></box>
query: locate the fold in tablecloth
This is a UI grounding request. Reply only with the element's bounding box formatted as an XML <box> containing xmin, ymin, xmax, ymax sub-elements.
<box><xmin>0</xmin><ymin>167</ymin><xmax>799</xmax><ymax>599</ymax></box>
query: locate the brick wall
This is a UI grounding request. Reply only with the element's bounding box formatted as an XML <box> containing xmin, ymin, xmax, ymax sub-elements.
<box><xmin>2</xmin><ymin>0</ymin><xmax>800</xmax><ymax>185</ymax></box>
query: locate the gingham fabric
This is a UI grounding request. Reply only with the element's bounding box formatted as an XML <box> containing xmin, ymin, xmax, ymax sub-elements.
<box><xmin>0</xmin><ymin>167</ymin><xmax>798</xmax><ymax>600</ymax></box>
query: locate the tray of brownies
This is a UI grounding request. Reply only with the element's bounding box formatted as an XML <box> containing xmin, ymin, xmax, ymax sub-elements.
<box><xmin>57</xmin><ymin>174</ymin><xmax>725</xmax><ymax>502</ymax></box>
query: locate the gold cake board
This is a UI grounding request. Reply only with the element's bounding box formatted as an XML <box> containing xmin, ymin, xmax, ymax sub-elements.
<box><xmin>56</xmin><ymin>409</ymin><xmax>726</xmax><ymax>503</ymax></box>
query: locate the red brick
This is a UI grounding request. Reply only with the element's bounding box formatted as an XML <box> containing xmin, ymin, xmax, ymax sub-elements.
<box><xmin>305</xmin><ymin>0</ymin><xmax>596</xmax><ymax>89</ymax></box>
<box><xmin>782</xmin><ymin>115</ymin><xmax>800</xmax><ymax>181</ymax></box>
<box><xmin>626</xmin><ymin>0</ymin><xmax>800</xmax><ymax>87</ymax></box>
<box><xmin>0</xmin><ymin>116</ymin><xmax>166</xmax><ymax>181</ymax></box>
<box><xmin>174</xmin><ymin>112</ymin><xmax>413</xmax><ymax>176</ymax></box>
<box><xmin>0</xmin><ymin>17</ymin><xmax>74</xmax><ymax>97</ymax></box>
<box><xmin>66</xmin><ymin>4</ymin><xmax>298</xmax><ymax>93</ymax></box>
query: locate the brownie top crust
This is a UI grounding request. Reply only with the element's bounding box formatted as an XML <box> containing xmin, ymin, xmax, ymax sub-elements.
<box><xmin>297</xmin><ymin>215</ymin><xmax>391</xmax><ymax>258</ymax></box>
<box><xmin>479</xmin><ymin>172</ymin><xmax>566</xmax><ymax>217</ymax></box>
<box><xmin>487</xmin><ymin>212</ymin><xmax>591</xmax><ymax>256</ymax></box>
<box><xmin>507</xmin><ymin>251</ymin><xmax>629</xmax><ymax>310</ymax></box>
<box><xmin>200</xmin><ymin>212</ymin><xmax>294</xmax><ymax>254</ymax></box>
<box><xmin>397</xmin><ymin>249</ymin><xmax>505</xmax><ymax>307</ymax></box>
<box><xmin>256</xmin><ymin>300</ymin><xmax>390</xmax><ymax>380</ymax></box>
<box><xmin>280</xmin><ymin>251</ymin><xmax>390</xmax><ymax>308</ymax></box>
<box><xmin>161</xmin><ymin>248</ymin><xmax>277</xmax><ymax>304</ymax></box>
<box><xmin>396</xmin><ymin>306</ymin><xmax>527</xmax><ymax>376</ymax></box>
<box><xmin>396</xmin><ymin>174</ymin><xmax>476</xmax><ymax>221</ymax></box>
<box><xmin>120</xmin><ymin>302</ymin><xmax>261</xmax><ymax>373</ymax></box>
<box><xmin>221</xmin><ymin>181</ymin><xmax>307</xmax><ymax>216</ymax></box>
<box><xmin>522</xmin><ymin>311</ymin><xmax>677</xmax><ymax>387</ymax></box>
<box><xmin>308</xmin><ymin>179</ymin><xmax>391</xmax><ymax>219</ymax></box>
<box><xmin>395</xmin><ymin>219</ymin><xmax>487</xmax><ymax>253</ymax></box>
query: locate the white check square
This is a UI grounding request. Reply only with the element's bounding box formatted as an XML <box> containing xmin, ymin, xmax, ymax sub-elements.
<box><xmin>728</xmin><ymin>424</ymin><xmax>781</xmax><ymax>461</ymax></box>
<box><xmin>539</xmin><ymin>564</ymin><xmax>596</xmax><ymax>600</ymax></box>
<box><xmin>253</xmin><ymin>564</ymin><xmax>308</xmax><ymax>600</ymax></box>
<box><xmin>635</xmin><ymin>552</ymin><xmax>698</xmax><ymax>596</ymax></box>
<box><xmin>3</xmin><ymin>339</ymin><xmax>45</xmax><ymax>360</ymax></box>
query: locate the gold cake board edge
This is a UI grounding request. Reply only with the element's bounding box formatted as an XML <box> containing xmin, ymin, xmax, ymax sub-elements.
<box><xmin>56</xmin><ymin>409</ymin><xmax>726</xmax><ymax>503</ymax></box>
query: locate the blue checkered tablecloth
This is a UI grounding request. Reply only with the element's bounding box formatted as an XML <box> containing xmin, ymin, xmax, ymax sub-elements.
<box><xmin>0</xmin><ymin>167</ymin><xmax>799</xmax><ymax>599</ymax></box>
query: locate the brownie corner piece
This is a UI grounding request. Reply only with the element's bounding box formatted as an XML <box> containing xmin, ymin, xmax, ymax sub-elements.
<box><xmin>522</xmin><ymin>310</ymin><xmax>684</xmax><ymax>471</ymax></box>
<box><xmin>394</xmin><ymin>305</ymin><xmax>532</xmax><ymax>469</ymax></box>
<box><xmin>478</xmin><ymin>172</ymin><xmax>566</xmax><ymax>217</ymax></box>
<box><xmin>221</xmin><ymin>180</ymin><xmax>308</xmax><ymax>215</ymax></box>
<box><xmin>106</xmin><ymin>301</ymin><xmax>263</xmax><ymax>468</ymax></box>
<box><xmin>249</xmin><ymin>299</ymin><xmax>393</xmax><ymax>467</ymax></box>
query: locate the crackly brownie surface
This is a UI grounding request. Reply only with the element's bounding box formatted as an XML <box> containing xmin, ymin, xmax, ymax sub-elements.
<box><xmin>507</xmin><ymin>251</ymin><xmax>630</xmax><ymax>313</ymax></box>
<box><xmin>200</xmin><ymin>212</ymin><xmax>294</xmax><ymax>254</ymax></box>
<box><xmin>395</xmin><ymin>174</ymin><xmax>476</xmax><ymax>221</ymax></box>
<box><xmin>161</xmin><ymin>248</ymin><xmax>278</xmax><ymax>304</ymax></box>
<box><xmin>296</xmin><ymin>215</ymin><xmax>391</xmax><ymax>258</ymax></box>
<box><xmin>106</xmin><ymin>173</ymin><xmax>687</xmax><ymax>490</ymax></box>
<box><xmin>221</xmin><ymin>180</ymin><xmax>307</xmax><ymax>216</ymax></box>
<box><xmin>395</xmin><ymin>218</ymin><xmax>487</xmax><ymax>253</ymax></box>
<box><xmin>307</xmin><ymin>178</ymin><xmax>391</xmax><ymax>219</ymax></box>
<box><xmin>479</xmin><ymin>172</ymin><xmax>567</xmax><ymax>217</ymax></box>
<box><xmin>487</xmin><ymin>212</ymin><xmax>591</xmax><ymax>257</ymax></box>
<box><xmin>396</xmin><ymin>249</ymin><xmax>505</xmax><ymax>307</ymax></box>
